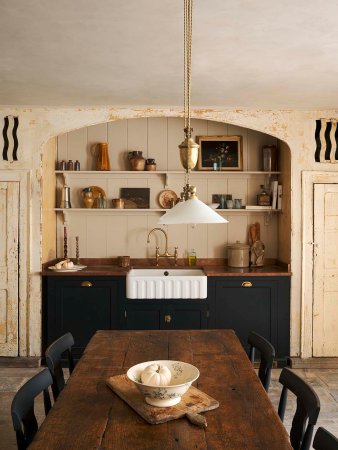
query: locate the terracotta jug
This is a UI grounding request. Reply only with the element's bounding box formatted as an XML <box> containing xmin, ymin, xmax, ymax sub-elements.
<box><xmin>96</xmin><ymin>142</ymin><xmax>111</xmax><ymax>171</ymax></box>
<box><xmin>82</xmin><ymin>187</ymin><xmax>94</xmax><ymax>208</ymax></box>
<box><xmin>128</xmin><ymin>151</ymin><xmax>146</xmax><ymax>171</ymax></box>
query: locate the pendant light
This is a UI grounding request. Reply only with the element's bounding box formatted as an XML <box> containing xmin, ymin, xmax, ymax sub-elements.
<box><xmin>159</xmin><ymin>0</ymin><xmax>227</xmax><ymax>225</ymax></box>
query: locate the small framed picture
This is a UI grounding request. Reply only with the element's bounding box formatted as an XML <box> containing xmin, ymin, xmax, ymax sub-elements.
<box><xmin>120</xmin><ymin>187</ymin><xmax>150</xmax><ymax>209</ymax></box>
<box><xmin>197</xmin><ymin>135</ymin><xmax>243</xmax><ymax>171</ymax></box>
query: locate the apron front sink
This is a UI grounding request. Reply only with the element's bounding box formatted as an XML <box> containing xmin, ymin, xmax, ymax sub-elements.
<box><xmin>126</xmin><ymin>268</ymin><xmax>207</xmax><ymax>299</ymax></box>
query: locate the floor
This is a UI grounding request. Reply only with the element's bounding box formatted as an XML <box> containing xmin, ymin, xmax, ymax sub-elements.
<box><xmin>0</xmin><ymin>368</ymin><xmax>337</xmax><ymax>449</ymax></box>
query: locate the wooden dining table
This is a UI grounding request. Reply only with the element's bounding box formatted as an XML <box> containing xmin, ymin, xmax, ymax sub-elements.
<box><xmin>29</xmin><ymin>330</ymin><xmax>292</xmax><ymax>449</ymax></box>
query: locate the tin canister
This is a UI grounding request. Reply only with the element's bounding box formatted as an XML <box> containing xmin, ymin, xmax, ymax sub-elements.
<box><xmin>227</xmin><ymin>241</ymin><xmax>250</xmax><ymax>268</ymax></box>
<box><xmin>60</xmin><ymin>186</ymin><xmax>71</xmax><ymax>209</ymax></box>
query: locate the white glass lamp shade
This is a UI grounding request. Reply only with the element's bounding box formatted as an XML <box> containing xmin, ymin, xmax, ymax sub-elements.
<box><xmin>158</xmin><ymin>197</ymin><xmax>228</xmax><ymax>225</ymax></box>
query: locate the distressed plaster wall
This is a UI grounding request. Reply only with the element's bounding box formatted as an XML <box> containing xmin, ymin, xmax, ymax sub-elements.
<box><xmin>277</xmin><ymin>140</ymin><xmax>291</xmax><ymax>264</ymax></box>
<box><xmin>0</xmin><ymin>106</ymin><xmax>336</xmax><ymax>357</ymax></box>
<box><xmin>42</xmin><ymin>137</ymin><xmax>57</xmax><ymax>263</ymax></box>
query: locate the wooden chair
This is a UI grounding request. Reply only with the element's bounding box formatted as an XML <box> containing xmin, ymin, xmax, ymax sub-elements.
<box><xmin>11</xmin><ymin>368</ymin><xmax>52</xmax><ymax>450</ymax></box>
<box><xmin>247</xmin><ymin>331</ymin><xmax>275</xmax><ymax>391</ymax></box>
<box><xmin>313</xmin><ymin>427</ymin><xmax>338</xmax><ymax>450</ymax></box>
<box><xmin>45</xmin><ymin>332</ymin><xmax>75</xmax><ymax>400</ymax></box>
<box><xmin>278</xmin><ymin>368</ymin><xmax>321</xmax><ymax>450</ymax></box>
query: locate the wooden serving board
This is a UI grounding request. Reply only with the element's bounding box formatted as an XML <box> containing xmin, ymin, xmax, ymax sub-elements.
<box><xmin>106</xmin><ymin>374</ymin><xmax>219</xmax><ymax>426</ymax></box>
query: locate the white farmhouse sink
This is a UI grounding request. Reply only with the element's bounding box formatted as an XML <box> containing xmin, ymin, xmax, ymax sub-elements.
<box><xmin>126</xmin><ymin>268</ymin><xmax>207</xmax><ymax>299</ymax></box>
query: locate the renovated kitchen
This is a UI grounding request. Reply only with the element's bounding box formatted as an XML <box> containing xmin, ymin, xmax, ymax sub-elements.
<box><xmin>41</xmin><ymin>117</ymin><xmax>292</xmax><ymax>363</ymax></box>
<box><xmin>2</xmin><ymin>1</ymin><xmax>338</xmax><ymax>447</ymax></box>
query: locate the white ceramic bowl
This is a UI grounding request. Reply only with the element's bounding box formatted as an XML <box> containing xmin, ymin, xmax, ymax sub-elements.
<box><xmin>208</xmin><ymin>203</ymin><xmax>220</xmax><ymax>209</ymax></box>
<box><xmin>127</xmin><ymin>360</ymin><xmax>200</xmax><ymax>407</ymax></box>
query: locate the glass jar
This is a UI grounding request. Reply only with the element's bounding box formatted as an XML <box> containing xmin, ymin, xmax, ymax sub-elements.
<box><xmin>257</xmin><ymin>185</ymin><xmax>271</xmax><ymax>206</ymax></box>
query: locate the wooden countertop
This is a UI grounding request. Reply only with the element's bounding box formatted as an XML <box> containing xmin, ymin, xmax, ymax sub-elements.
<box><xmin>42</xmin><ymin>258</ymin><xmax>291</xmax><ymax>276</ymax></box>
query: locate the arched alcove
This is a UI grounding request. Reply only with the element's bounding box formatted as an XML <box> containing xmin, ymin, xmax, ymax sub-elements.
<box><xmin>42</xmin><ymin>116</ymin><xmax>291</xmax><ymax>264</ymax></box>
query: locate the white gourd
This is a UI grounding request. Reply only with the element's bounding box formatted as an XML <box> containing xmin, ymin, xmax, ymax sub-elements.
<box><xmin>65</xmin><ymin>261</ymin><xmax>74</xmax><ymax>268</ymax></box>
<box><xmin>55</xmin><ymin>262</ymin><xmax>62</xmax><ymax>269</ymax></box>
<box><xmin>141</xmin><ymin>364</ymin><xmax>172</xmax><ymax>386</ymax></box>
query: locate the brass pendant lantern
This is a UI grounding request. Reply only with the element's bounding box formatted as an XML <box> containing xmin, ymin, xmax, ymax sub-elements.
<box><xmin>158</xmin><ymin>0</ymin><xmax>227</xmax><ymax>225</ymax></box>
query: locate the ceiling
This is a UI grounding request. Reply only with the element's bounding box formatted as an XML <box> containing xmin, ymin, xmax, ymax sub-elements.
<box><xmin>1</xmin><ymin>0</ymin><xmax>338</xmax><ymax>109</ymax></box>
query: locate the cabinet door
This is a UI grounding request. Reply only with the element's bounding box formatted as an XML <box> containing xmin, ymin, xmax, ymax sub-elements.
<box><xmin>163</xmin><ymin>304</ymin><xmax>208</xmax><ymax>330</ymax></box>
<box><xmin>125</xmin><ymin>303</ymin><xmax>161</xmax><ymax>330</ymax></box>
<box><xmin>214</xmin><ymin>278</ymin><xmax>278</xmax><ymax>353</ymax></box>
<box><xmin>45</xmin><ymin>277</ymin><xmax>119</xmax><ymax>358</ymax></box>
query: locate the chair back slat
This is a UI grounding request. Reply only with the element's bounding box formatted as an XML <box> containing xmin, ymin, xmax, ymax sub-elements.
<box><xmin>11</xmin><ymin>368</ymin><xmax>52</xmax><ymax>450</ymax></box>
<box><xmin>313</xmin><ymin>427</ymin><xmax>338</xmax><ymax>450</ymax></box>
<box><xmin>45</xmin><ymin>332</ymin><xmax>75</xmax><ymax>400</ymax></box>
<box><xmin>278</xmin><ymin>368</ymin><xmax>320</xmax><ymax>450</ymax></box>
<box><xmin>247</xmin><ymin>331</ymin><xmax>275</xmax><ymax>391</ymax></box>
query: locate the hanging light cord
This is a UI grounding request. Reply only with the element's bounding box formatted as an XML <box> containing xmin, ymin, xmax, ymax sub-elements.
<box><xmin>184</xmin><ymin>0</ymin><xmax>193</xmax><ymax>140</ymax></box>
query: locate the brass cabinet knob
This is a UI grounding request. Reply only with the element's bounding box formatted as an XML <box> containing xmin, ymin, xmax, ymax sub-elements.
<box><xmin>81</xmin><ymin>281</ymin><xmax>93</xmax><ymax>287</ymax></box>
<box><xmin>164</xmin><ymin>314</ymin><xmax>172</xmax><ymax>323</ymax></box>
<box><xmin>241</xmin><ymin>281</ymin><xmax>252</xmax><ymax>288</ymax></box>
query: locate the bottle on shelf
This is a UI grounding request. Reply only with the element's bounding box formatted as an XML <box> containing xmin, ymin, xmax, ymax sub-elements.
<box><xmin>66</xmin><ymin>160</ymin><xmax>74</xmax><ymax>170</ymax></box>
<box><xmin>188</xmin><ymin>249</ymin><xmax>197</xmax><ymax>266</ymax></box>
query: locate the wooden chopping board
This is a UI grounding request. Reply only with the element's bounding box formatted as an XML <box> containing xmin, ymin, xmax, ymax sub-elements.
<box><xmin>106</xmin><ymin>374</ymin><xmax>219</xmax><ymax>427</ymax></box>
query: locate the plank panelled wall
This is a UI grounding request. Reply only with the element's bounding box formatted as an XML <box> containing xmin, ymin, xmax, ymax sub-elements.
<box><xmin>57</xmin><ymin>118</ymin><xmax>278</xmax><ymax>259</ymax></box>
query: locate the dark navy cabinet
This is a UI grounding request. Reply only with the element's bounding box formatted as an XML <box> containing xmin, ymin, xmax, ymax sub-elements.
<box><xmin>43</xmin><ymin>273</ymin><xmax>290</xmax><ymax>363</ymax></box>
<box><xmin>42</xmin><ymin>276</ymin><xmax>121</xmax><ymax>358</ymax></box>
<box><xmin>208</xmin><ymin>276</ymin><xmax>290</xmax><ymax>364</ymax></box>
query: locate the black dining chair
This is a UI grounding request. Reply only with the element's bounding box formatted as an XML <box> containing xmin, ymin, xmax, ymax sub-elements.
<box><xmin>45</xmin><ymin>332</ymin><xmax>75</xmax><ymax>400</ymax></box>
<box><xmin>247</xmin><ymin>331</ymin><xmax>275</xmax><ymax>392</ymax></box>
<box><xmin>313</xmin><ymin>427</ymin><xmax>338</xmax><ymax>450</ymax></box>
<box><xmin>278</xmin><ymin>368</ymin><xmax>321</xmax><ymax>450</ymax></box>
<box><xmin>11</xmin><ymin>368</ymin><xmax>53</xmax><ymax>450</ymax></box>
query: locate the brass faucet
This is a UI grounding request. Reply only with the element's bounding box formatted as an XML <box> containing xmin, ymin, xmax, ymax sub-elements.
<box><xmin>147</xmin><ymin>227</ymin><xmax>178</xmax><ymax>266</ymax></box>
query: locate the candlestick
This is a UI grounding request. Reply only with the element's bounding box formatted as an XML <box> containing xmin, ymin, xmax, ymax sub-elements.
<box><xmin>63</xmin><ymin>226</ymin><xmax>68</xmax><ymax>259</ymax></box>
<box><xmin>75</xmin><ymin>236</ymin><xmax>80</xmax><ymax>265</ymax></box>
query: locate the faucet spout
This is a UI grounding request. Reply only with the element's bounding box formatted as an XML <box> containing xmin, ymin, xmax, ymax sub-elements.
<box><xmin>146</xmin><ymin>227</ymin><xmax>178</xmax><ymax>266</ymax></box>
<box><xmin>147</xmin><ymin>227</ymin><xmax>168</xmax><ymax>252</ymax></box>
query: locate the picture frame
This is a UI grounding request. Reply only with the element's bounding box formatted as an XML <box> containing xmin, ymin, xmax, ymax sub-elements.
<box><xmin>120</xmin><ymin>187</ymin><xmax>150</xmax><ymax>209</ymax></box>
<box><xmin>196</xmin><ymin>135</ymin><xmax>243</xmax><ymax>171</ymax></box>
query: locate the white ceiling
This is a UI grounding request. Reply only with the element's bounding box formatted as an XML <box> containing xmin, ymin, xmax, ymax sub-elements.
<box><xmin>1</xmin><ymin>0</ymin><xmax>338</xmax><ymax>109</ymax></box>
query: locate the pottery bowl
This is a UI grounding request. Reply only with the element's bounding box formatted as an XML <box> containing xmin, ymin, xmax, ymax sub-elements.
<box><xmin>208</xmin><ymin>203</ymin><xmax>220</xmax><ymax>209</ymax></box>
<box><xmin>127</xmin><ymin>360</ymin><xmax>199</xmax><ymax>407</ymax></box>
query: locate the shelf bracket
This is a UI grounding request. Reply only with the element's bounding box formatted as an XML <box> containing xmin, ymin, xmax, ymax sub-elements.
<box><xmin>264</xmin><ymin>211</ymin><xmax>272</xmax><ymax>226</ymax></box>
<box><xmin>63</xmin><ymin>172</ymin><xmax>70</xmax><ymax>186</ymax></box>
<box><xmin>165</xmin><ymin>172</ymin><xmax>170</xmax><ymax>188</ymax></box>
<box><xmin>62</xmin><ymin>210</ymin><xmax>70</xmax><ymax>225</ymax></box>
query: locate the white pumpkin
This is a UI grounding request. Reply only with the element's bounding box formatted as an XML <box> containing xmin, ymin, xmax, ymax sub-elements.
<box><xmin>65</xmin><ymin>261</ymin><xmax>74</xmax><ymax>268</ymax></box>
<box><xmin>141</xmin><ymin>364</ymin><xmax>172</xmax><ymax>386</ymax></box>
<box><xmin>55</xmin><ymin>262</ymin><xmax>62</xmax><ymax>269</ymax></box>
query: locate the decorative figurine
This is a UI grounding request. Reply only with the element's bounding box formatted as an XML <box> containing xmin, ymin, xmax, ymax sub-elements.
<box><xmin>248</xmin><ymin>222</ymin><xmax>265</xmax><ymax>267</ymax></box>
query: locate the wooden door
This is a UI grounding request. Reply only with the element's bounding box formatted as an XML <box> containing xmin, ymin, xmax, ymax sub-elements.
<box><xmin>313</xmin><ymin>183</ymin><xmax>338</xmax><ymax>356</ymax></box>
<box><xmin>0</xmin><ymin>182</ymin><xmax>19</xmax><ymax>356</ymax></box>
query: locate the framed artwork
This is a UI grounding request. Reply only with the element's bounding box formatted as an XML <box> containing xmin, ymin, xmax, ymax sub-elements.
<box><xmin>120</xmin><ymin>187</ymin><xmax>150</xmax><ymax>209</ymax></box>
<box><xmin>196</xmin><ymin>135</ymin><xmax>243</xmax><ymax>171</ymax></box>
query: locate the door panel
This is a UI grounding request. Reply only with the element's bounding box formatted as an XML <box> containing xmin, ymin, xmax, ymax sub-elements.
<box><xmin>313</xmin><ymin>183</ymin><xmax>338</xmax><ymax>356</ymax></box>
<box><xmin>0</xmin><ymin>182</ymin><xmax>19</xmax><ymax>356</ymax></box>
